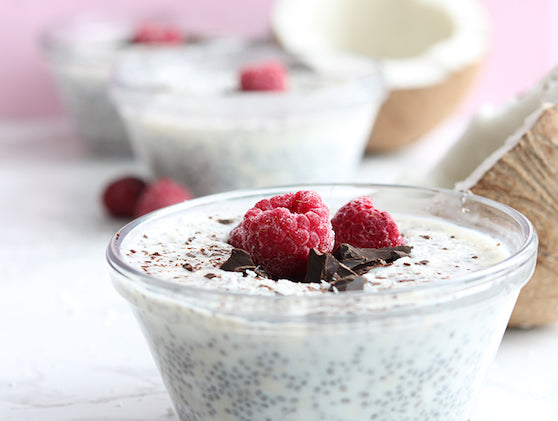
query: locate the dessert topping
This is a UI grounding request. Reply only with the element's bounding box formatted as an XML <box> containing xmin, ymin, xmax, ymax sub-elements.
<box><xmin>226</xmin><ymin>190</ymin><xmax>411</xmax><ymax>289</ymax></box>
<box><xmin>305</xmin><ymin>244</ymin><xmax>412</xmax><ymax>289</ymax></box>
<box><xmin>228</xmin><ymin>191</ymin><xmax>334</xmax><ymax>280</ymax></box>
<box><xmin>303</xmin><ymin>249</ymin><xmax>354</xmax><ymax>283</ymax></box>
<box><xmin>331</xmin><ymin>195</ymin><xmax>405</xmax><ymax>249</ymax></box>
<box><xmin>220</xmin><ymin>248</ymin><xmax>267</xmax><ymax>277</ymax></box>
<box><xmin>131</xmin><ymin>21</ymin><xmax>184</xmax><ymax>45</ymax></box>
<box><xmin>239</xmin><ymin>60</ymin><xmax>288</xmax><ymax>92</ymax></box>
<box><xmin>221</xmin><ymin>243</ymin><xmax>412</xmax><ymax>291</ymax></box>
<box><xmin>333</xmin><ymin>244</ymin><xmax>412</xmax><ymax>275</ymax></box>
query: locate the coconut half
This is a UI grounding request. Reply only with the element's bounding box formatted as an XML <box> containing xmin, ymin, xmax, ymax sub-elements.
<box><xmin>271</xmin><ymin>0</ymin><xmax>490</xmax><ymax>152</ymax></box>
<box><xmin>422</xmin><ymin>67</ymin><xmax>558</xmax><ymax>327</ymax></box>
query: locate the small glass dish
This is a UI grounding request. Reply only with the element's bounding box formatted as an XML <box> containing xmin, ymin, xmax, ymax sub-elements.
<box><xmin>110</xmin><ymin>42</ymin><xmax>386</xmax><ymax>195</ymax></box>
<box><xmin>41</xmin><ymin>14</ymin><xmax>136</xmax><ymax>155</ymax></box>
<box><xmin>107</xmin><ymin>183</ymin><xmax>537</xmax><ymax>421</ymax></box>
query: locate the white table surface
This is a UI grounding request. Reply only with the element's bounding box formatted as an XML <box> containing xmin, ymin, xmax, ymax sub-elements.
<box><xmin>2</xmin><ymin>118</ymin><xmax>558</xmax><ymax>420</ymax></box>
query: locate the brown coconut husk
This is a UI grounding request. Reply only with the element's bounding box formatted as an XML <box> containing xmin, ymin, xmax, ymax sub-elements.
<box><xmin>366</xmin><ymin>63</ymin><xmax>482</xmax><ymax>153</ymax></box>
<box><xmin>468</xmin><ymin>105</ymin><xmax>558</xmax><ymax>327</ymax></box>
<box><xmin>419</xmin><ymin>66</ymin><xmax>558</xmax><ymax>326</ymax></box>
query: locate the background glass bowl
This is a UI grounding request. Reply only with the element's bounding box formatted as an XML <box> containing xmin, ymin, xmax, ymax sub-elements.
<box><xmin>111</xmin><ymin>43</ymin><xmax>386</xmax><ymax>196</ymax></box>
<box><xmin>41</xmin><ymin>14</ymin><xmax>135</xmax><ymax>155</ymax></box>
<box><xmin>107</xmin><ymin>184</ymin><xmax>537</xmax><ymax>421</ymax></box>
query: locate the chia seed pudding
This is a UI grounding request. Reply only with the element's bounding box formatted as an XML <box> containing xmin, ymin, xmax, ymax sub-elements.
<box><xmin>41</xmin><ymin>15</ymin><xmax>226</xmax><ymax>156</ymax></box>
<box><xmin>41</xmin><ymin>15</ymin><xmax>135</xmax><ymax>155</ymax></box>
<box><xmin>110</xmin><ymin>43</ymin><xmax>385</xmax><ymax>196</ymax></box>
<box><xmin>107</xmin><ymin>184</ymin><xmax>538</xmax><ymax>421</ymax></box>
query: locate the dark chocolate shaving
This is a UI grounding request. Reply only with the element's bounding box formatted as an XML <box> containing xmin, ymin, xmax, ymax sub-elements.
<box><xmin>220</xmin><ymin>248</ymin><xmax>256</xmax><ymax>271</ymax></box>
<box><xmin>303</xmin><ymin>249</ymin><xmax>355</xmax><ymax>283</ymax></box>
<box><xmin>333</xmin><ymin>244</ymin><xmax>412</xmax><ymax>275</ymax></box>
<box><xmin>329</xmin><ymin>275</ymin><xmax>367</xmax><ymax>292</ymax></box>
<box><xmin>220</xmin><ymin>248</ymin><xmax>266</xmax><ymax>277</ymax></box>
<box><xmin>219</xmin><ymin>243</ymin><xmax>412</xmax><ymax>293</ymax></box>
<box><xmin>217</xmin><ymin>218</ymin><xmax>235</xmax><ymax>225</ymax></box>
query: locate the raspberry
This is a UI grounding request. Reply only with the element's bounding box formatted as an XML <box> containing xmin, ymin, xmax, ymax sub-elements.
<box><xmin>331</xmin><ymin>196</ymin><xmax>404</xmax><ymax>250</ymax></box>
<box><xmin>239</xmin><ymin>60</ymin><xmax>288</xmax><ymax>92</ymax></box>
<box><xmin>229</xmin><ymin>190</ymin><xmax>334</xmax><ymax>280</ymax></box>
<box><xmin>131</xmin><ymin>21</ymin><xmax>184</xmax><ymax>45</ymax></box>
<box><xmin>102</xmin><ymin>176</ymin><xmax>147</xmax><ymax>218</ymax></box>
<box><xmin>134</xmin><ymin>178</ymin><xmax>193</xmax><ymax>217</ymax></box>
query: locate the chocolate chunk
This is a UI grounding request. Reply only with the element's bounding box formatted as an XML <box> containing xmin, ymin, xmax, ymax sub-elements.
<box><xmin>335</xmin><ymin>243</ymin><xmax>412</xmax><ymax>262</ymax></box>
<box><xmin>220</xmin><ymin>248</ymin><xmax>267</xmax><ymax>277</ymax></box>
<box><xmin>220</xmin><ymin>243</ymin><xmax>413</xmax><ymax>292</ymax></box>
<box><xmin>303</xmin><ymin>249</ymin><xmax>355</xmax><ymax>283</ymax></box>
<box><xmin>329</xmin><ymin>275</ymin><xmax>366</xmax><ymax>292</ymax></box>
<box><xmin>220</xmin><ymin>248</ymin><xmax>256</xmax><ymax>272</ymax></box>
<box><xmin>333</xmin><ymin>244</ymin><xmax>412</xmax><ymax>275</ymax></box>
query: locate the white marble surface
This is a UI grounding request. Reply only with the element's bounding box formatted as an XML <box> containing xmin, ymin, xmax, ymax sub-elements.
<box><xmin>1</xmin><ymin>119</ymin><xmax>558</xmax><ymax>420</ymax></box>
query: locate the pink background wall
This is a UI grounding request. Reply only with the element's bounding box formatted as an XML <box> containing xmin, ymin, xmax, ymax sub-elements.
<box><xmin>0</xmin><ymin>0</ymin><xmax>554</xmax><ymax>119</ymax></box>
<box><xmin>462</xmin><ymin>0</ymin><xmax>554</xmax><ymax>113</ymax></box>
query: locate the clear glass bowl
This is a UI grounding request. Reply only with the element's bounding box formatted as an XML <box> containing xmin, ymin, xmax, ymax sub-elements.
<box><xmin>110</xmin><ymin>43</ymin><xmax>386</xmax><ymax>196</ymax></box>
<box><xmin>41</xmin><ymin>14</ymin><xmax>137</xmax><ymax>155</ymax></box>
<box><xmin>107</xmin><ymin>184</ymin><xmax>537</xmax><ymax>421</ymax></box>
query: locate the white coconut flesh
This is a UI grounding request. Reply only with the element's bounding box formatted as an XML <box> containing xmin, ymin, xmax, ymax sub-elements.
<box><xmin>423</xmin><ymin>68</ymin><xmax>558</xmax><ymax>189</ymax></box>
<box><xmin>272</xmin><ymin>0</ymin><xmax>489</xmax><ymax>152</ymax></box>
<box><xmin>271</xmin><ymin>0</ymin><xmax>489</xmax><ymax>89</ymax></box>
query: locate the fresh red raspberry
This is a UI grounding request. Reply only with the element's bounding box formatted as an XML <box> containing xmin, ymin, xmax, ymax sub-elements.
<box><xmin>102</xmin><ymin>176</ymin><xmax>147</xmax><ymax>218</ymax></box>
<box><xmin>229</xmin><ymin>190</ymin><xmax>334</xmax><ymax>280</ymax></box>
<box><xmin>331</xmin><ymin>196</ymin><xmax>404</xmax><ymax>250</ymax></box>
<box><xmin>134</xmin><ymin>178</ymin><xmax>193</xmax><ymax>217</ymax></box>
<box><xmin>131</xmin><ymin>21</ymin><xmax>184</xmax><ymax>45</ymax></box>
<box><xmin>239</xmin><ymin>60</ymin><xmax>288</xmax><ymax>92</ymax></box>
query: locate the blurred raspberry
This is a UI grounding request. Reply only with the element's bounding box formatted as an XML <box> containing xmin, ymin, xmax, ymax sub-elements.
<box><xmin>331</xmin><ymin>195</ymin><xmax>404</xmax><ymax>249</ymax></box>
<box><xmin>134</xmin><ymin>177</ymin><xmax>193</xmax><ymax>217</ymax></box>
<box><xmin>229</xmin><ymin>190</ymin><xmax>334</xmax><ymax>280</ymax></box>
<box><xmin>131</xmin><ymin>21</ymin><xmax>184</xmax><ymax>45</ymax></box>
<box><xmin>102</xmin><ymin>176</ymin><xmax>147</xmax><ymax>218</ymax></box>
<box><xmin>239</xmin><ymin>60</ymin><xmax>288</xmax><ymax>92</ymax></box>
